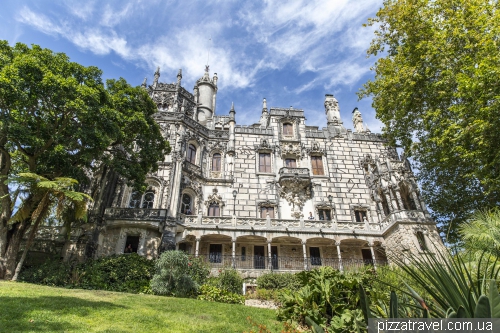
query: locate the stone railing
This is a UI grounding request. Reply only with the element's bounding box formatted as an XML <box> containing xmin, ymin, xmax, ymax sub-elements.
<box><xmin>278</xmin><ymin>167</ymin><xmax>310</xmax><ymax>177</ymax></box>
<box><xmin>271</xmin><ymin>219</ymin><xmax>301</xmax><ymax>228</ymax></box>
<box><xmin>209</xmin><ymin>130</ymin><xmax>229</xmax><ymax>139</ymax></box>
<box><xmin>104</xmin><ymin>208</ymin><xmax>167</xmax><ymax>221</ymax></box>
<box><xmin>237</xmin><ymin>218</ymin><xmax>267</xmax><ymax>227</ymax></box>
<box><xmin>380</xmin><ymin>210</ymin><xmax>431</xmax><ymax>230</ymax></box>
<box><xmin>235</xmin><ymin>126</ymin><xmax>274</xmax><ymax>136</ymax></box>
<box><xmin>183</xmin><ymin>160</ymin><xmax>201</xmax><ymax>174</ymax></box>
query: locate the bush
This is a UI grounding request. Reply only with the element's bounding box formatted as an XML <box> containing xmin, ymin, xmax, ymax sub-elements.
<box><xmin>19</xmin><ymin>257</ymin><xmax>72</xmax><ymax>286</ymax></box>
<box><xmin>151</xmin><ymin>250</ymin><xmax>210</xmax><ymax>297</ymax></box>
<box><xmin>207</xmin><ymin>268</ymin><xmax>243</xmax><ymax>294</ymax></box>
<box><xmin>277</xmin><ymin>267</ymin><xmax>372</xmax><ymax>332</ymax></box>
<box><xmin>256</xmin><ymin>272</ymin><xmax>301</xmax><ymax>291</ymax></box>
<box><xmin>78</xmin><ymin>253</ymin><xmax>155</xmax><ymax>294</ymax></box>
<box><xmin>197</xmin><ymin>285</ymin><xmax>245</xmax><ymax>304</ymax></box>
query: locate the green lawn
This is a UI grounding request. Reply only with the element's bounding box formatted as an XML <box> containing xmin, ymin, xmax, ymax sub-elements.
<box><xmin>0</xmin><ymin>281</ymin><xmax>282</xmax><ymax>333</ymax></box>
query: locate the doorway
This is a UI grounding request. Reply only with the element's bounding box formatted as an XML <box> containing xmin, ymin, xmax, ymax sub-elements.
<box><xmin>209</xmin><ymin>244</ymin><xmax>222</xmax><ymax>263</ymax></box>
<box><xmin>361</xmin><ymin>249</ymin><xmax>373</xmax><ymax>265</ymax></box>
<box><xmin>254</xmin><ymin>246</ymin><xmax>265</xmax><ymax>269</ymax></box>
<box><xmin>124</xmin><ymin>236</ymin><xmax>139</xmax><ymax>253</ymax></box>
<box><xmin>310</xmin><ymin>247</ymin><xmax>322</xmax><ymax>266</ymax></box>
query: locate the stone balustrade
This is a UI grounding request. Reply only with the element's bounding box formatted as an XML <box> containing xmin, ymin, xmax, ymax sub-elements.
<box><xmin>104</xmin><ymin>208</ymin><xmax>167</xmax><ymax>221</ymax></box>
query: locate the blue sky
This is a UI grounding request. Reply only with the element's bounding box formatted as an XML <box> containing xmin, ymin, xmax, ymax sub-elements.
<box><xmin>1</xmin><ymin>0</ymin><xmax>384</xmax><ymax>131</ymax></box>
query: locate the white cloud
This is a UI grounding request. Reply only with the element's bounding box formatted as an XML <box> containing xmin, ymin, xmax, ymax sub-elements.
<box><xmin>17</xmin><ymin>7</ymin><xmax>65</xmax><ymax>36</ymax></box>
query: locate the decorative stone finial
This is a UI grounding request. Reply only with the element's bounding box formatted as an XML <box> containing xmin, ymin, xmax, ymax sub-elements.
<box><xmin>352</xmin><ymin>107</ymin><xmax>366</xmax><ymax>133</ymax></box>
<box><xmin>324</xmin><ymin>94</ymin><xmax>342</xmax><ymax>126</ymax></box>
<box><xmin>141</xmin><ymin>77</ymin><xmax>147</xmax><ymax>88</ymax></box>
<box><xmin>153</xmin><ymin>66</ymin><xmax>160</xmax><ymax>88</ymax></box>
<box><xmin>213</xmin><ymin>73</ymin><xmax>218</xmax><ymax>86</ymax></box>
<box><xmin>263</xmin><ymin>98</ymin><xmax>267</xmax><ymax>110</ymax></box>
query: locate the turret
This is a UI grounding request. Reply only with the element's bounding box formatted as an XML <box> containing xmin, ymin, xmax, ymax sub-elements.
<box><xmin>153</xmin><ymin>67</ymin><xmax>160</xmax><ymax>89</ymax></box>
<box><xmin>195</xmin><ymin>65</ymin><xmax>218</xmax><ymax>125</ymax></box>
<box><xmin>260</xmin><ymin>98</ymin><xmax>269</xmax><ymax>128</ymax></box>
<box><xmin>228</xmin><ymin>102</ymin><xmax>236</xmax><ymax>152</ymax></box>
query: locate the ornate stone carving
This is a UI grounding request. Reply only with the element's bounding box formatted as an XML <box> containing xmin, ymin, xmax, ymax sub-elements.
<box><xmin>352</xmin><ymin>107</ymin><xmax>366</xmax><ymax>133</ymax></box>
<box><xmin>306</xmin><ymin>141</ymin><xmax>325</xmax><ymax>155</ymax></box>
<box><xmin>279</xmin><ymin>142</ymin><xmax>304</xmax><ymax>158</ymax></box>
<box><xmin>277</xmin><ymin>168</ymin><xmax>312</xmax><ymax>218</ymax></box>
<box><xmin>324</xmin><ymin>94</ymin><xmax>342</xmax><ymax>125</ymax></box>
<box><xmin>205</xmin><ymin>188</ymin><xmax>225</xmax><ymax>208</ymax></box>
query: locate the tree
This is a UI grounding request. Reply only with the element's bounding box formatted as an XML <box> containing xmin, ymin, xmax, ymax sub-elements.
<box><xmin>0</xmin><ymin>41</ymin><xmax>170</xmax><ymax>279</ymax></box>
<box><xmin>9</xmin><ymin>173</ymin><xmax>92</xmax><ymax>281</ymax></box>
<box><xmin>459</xmin><ymin>208</ymin><xmax>500</xmax><ymax>256</ymax></box>
<box><xmin>358</xmin><ymin>0</ymin><xmax>500</xmax><ymax>243</ymax></box>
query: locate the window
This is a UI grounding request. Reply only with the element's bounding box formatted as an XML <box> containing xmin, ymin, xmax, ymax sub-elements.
<box><xmin>212</xmin><ymin>153</ymin><xmax>221</xmax><ymax>171</ymax></box>
<box><xmin>310</xmin><ymin>247</ymin><xmax>322</xmax><ymax>266</ymax></box>
<box><xmin>259</xmin><ymin>153</ymin><xmax>271</xmax><ymax>173</ymax></box>
<box><xmin>311</xmin><ymin>156</ymin><xmax>324</xmax><ymax>175</ymax></box>
<box><xmin>260</xmin><ymin>207</ymin><xmax>275</xmax><ymax>218</ymax></box>
<box><xmin>318</xmin><ymin>209</ymin><xmax>331</xmax><ymax>221</ymax></box>
<box><xmin>416</xmin><ymin>231</ymin><xmax>427</xmax><ymax>251</ymax></box>
<box><xmin>142</xmin><ymin>192</ymin><xmax>155</xmax><ymax>209</ymax></box>
<box><xmin>129</xmin><ymin>191</ymin><xmax>155</xmax><ymax>209</ymax></box>
<box><xmin>128</xmin><ymin>192</ymin><xmax>141</xmax><ymax>208</ymax></box>
<box><xmin>181</xmin><ymin>194</ymin><xmax>192</xmax><ymax>214</ymax></box>
<box><xmin>285</xmin><ymin>158</ymin><xmax>296</xmax><ymax>167</ymax></box>
<box><xmin>283</xmin><ymin>123</ymin><xmax>293</xmax><ymax>136</ymax></box>
<box><xmin>209</xmin><ymin>244</ymin><xmax>222</xmax><ymax>263</ymax></box>
<box><xmin>208</xmin><ymin>203</ymin><xmax>220</xmax><ymax>216</ymax></box>
<box><xmin>187</xmin><ymin>144</ymin><xmax>196</xmax><ymax>163</ymax></box>
<box><xmin>124</xmin><ymin>236</ymin><xmax>139</xmax><ymax>253</ymax></box>
<box><xmin>354</xmin><ymin>210</ymin><xmax>367</xmax><ymax>222</ymax></box>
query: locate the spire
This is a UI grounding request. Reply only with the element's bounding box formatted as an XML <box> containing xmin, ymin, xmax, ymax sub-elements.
<box><xmin>260</xmin><ymin>98</ymin><xmax>269</xmax><ymax>128</ymax></box>
<box><xmin>141</xmin><ymin>77</ymin><xmax>147</xmax><ymax>88</ymax></box>
<box><xmin>176</xmin><ymin>69</ymin><xmax>182</xmax><ymax>86</ymax></box>
<box><xmin>153</xmin><ymin>66</ymin><xmax>160</xmax><ymax>88</ymax></box>
<box><xmin>229</xmin><ymin>101</ymin><xmax>235</xmax><ymax>120</ymax></box>
<box><xmin>262</xmin><ymin>98</ymin><xmax>267</xmax><ymax>111</ymax></box>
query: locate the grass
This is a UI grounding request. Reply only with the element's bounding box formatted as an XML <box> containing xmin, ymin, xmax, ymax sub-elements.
<box><xmin>0</xmin><ymin>281</ymin><xmax>282</xmax><ymax>333</ymax></box>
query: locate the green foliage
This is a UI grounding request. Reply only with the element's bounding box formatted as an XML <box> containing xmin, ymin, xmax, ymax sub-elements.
<box><xmin>19</xmin><ymin>257</ymin><xmax>72</xmax><ymax>286</ymax></box>
<box><xmin>206</xmin><ymin>268</ymin><xmax>243</xmax><ymax>294</ymax></box>
<box><xmin>358</xmin><ymin>0</ymin><xmax>500</xmax><ymax>243</ymax></box>
<box><xmin>19</xmin><ymin>254</ymin><xmax>155</xmax><ymax>294</ymax></box>
<box><xmin>278</xmin><ymin>267</ymin><xmax>370</xmax><ymax>332</ymax></box>
<box><xmin>256</xmin><ymin>272</ymin><xmax>302</xmax><ymax>291</ymax></box>
<box><xmin>197</xmin><ymin>285</ymin><xmax>245</xmax><ymax>304</ymax></box>
<box><xmin>151</xmin><ymin>250</ymin><xmax>210</xmax><ymax>297</ymax></box>
<box><xmin>459</xmin><ymin>208</ymin><xmax>500</xmax><ymax>256</ymax></box>
<box><xmin>77</xmin><ymin>253</ymin><xmax>154</xmax><ymax>294</ymax></box>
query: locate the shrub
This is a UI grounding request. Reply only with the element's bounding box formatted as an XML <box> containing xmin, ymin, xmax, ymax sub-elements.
<box><xmin>19</xmin><ymin>257</ymin><xmax>72</xmax><ymax>286</ymax></box>
<box><xmin>256</xmin><ymin>272</ymin><xmax>301</xmax><ymax>291</ymax></box>
<box><xmin>77</xmin><ymin>253</ymin><xmax>155</xmax><ymax>294</ymax></box>
<box><xmin>207</xmin><ymin>268</ymin><xmax>243</xmax><ymax>294</ymax></box>
<box><xmin>277</xmin><ymin>267</ymin><xmax>371</xmax><ymax>332</ymax></box>
<box><xmin>151</xmin><ymin>250</ymin><xmax>210</xmax><ymax>297</ymax></box>
<box><xmin>198</xmin><ymin>285</ymin><xmax>245</xmax><ymax>304</ymax></box>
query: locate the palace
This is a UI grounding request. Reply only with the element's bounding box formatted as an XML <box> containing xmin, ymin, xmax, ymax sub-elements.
<box><xmin>48</xmin><ymin>66</ymin><xmax>444</xmax><ymax>276</ymax></box>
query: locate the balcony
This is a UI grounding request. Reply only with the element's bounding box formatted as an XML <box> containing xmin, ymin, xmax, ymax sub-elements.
<box><xmin>197</xmin><ymin>254</ymin><xmax>387</xmax><ymax>271</ymax></box>
<box><xmin>104</xmin><ymin>208</ymin><xmax>167</xmax><ymax>222</ymax></box>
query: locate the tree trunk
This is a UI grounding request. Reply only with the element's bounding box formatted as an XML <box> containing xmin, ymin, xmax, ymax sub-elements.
<box><xmin>12</xmin><ymin>217</ymin><xmax>43</xmax><ymax>281</ymax></box>
<box><xmin>3</xmin><ymin>221</ymin><xmax>29</xmax><ymax>280</ymax></box>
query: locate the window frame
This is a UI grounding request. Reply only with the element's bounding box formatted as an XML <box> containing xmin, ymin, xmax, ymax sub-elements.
<box><xmin>311</xmin><ymin>155</ymin><xmax>325</xmax><ymax>175</ymax></box>
<box><xmin>259</xmin><ymin>152</ymin><xmax>272</xmax><ymax>173</ymax></box>
<box><xmin>187</xmin><ymin>144</ymin><xmax>197</xmax><ymax>164</ymax></box>
<box><xmin>283</xmin><ymin>123</ymin><xmax>293</xmax><ymax>136</ymax></box>
<box><xmin>260</xmin><ymin>206</ymin><xmax>275</xmax><ymax>218</ymax></box>
<box><xmin>212</xmin><ymin>153</ymin><xmax>222</xmax><ymax>171</ymax></box>
<box><xmin>354</xmin><ymin>210</ymin><xmax>368</xmax><ymax>222</ymax></box>
<box><xmin>208</xmin><ymin>203</ymin><xmax>220</xmax><ymax>217</ymax></box>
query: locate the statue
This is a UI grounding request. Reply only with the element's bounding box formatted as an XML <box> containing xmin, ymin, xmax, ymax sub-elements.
<box><xmin>352</xmin><ymin>107</ymin><xmax>365</xmax><ymax>133</ymax></box>
<box><xmin>324</xmin><ymin>94</ymin><xmax>342</xmax><ymax>125</ymax></box>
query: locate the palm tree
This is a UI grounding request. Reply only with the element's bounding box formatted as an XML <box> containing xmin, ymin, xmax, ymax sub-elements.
<box><xmin>459</xmin><ymin>208</ymin><xmax>500</xmax><ymax>256</ymax></box>
<box><xmin>8</xmin><ymin>173</ymin><xmax>91</xmax><ymax>281</ymax></box>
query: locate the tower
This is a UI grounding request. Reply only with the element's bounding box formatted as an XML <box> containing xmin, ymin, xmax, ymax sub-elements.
<box><xmin>195</xmin><ymin>65</ymin><xmax>218</xmax><ymax>125</ymax></box>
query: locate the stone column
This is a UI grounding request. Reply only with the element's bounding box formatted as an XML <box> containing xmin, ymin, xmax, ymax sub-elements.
<box><xmin>195</xmin><ymin>237</ymin><xmax>200</xmax><ymax>257</ymax></box>
<box><xmin>412</xmin><ymin>191</ymin><xmax>424</xmax><ymax>211</ymax></box>
<box><xmin>383</xmin><ymin>189</ymin><xmax>393</xmax><ymax>213</ymax></box>
<box><xmin>368</xmin><ymin>241</ymin><xmax>377</xmax><ymax>270</ymax></box>
<box><xmin>232</xmin><ymin>238</ymin><xmax>236</xmax><ymax>268</ymax></box>
<box><xmin>302</xmin><ymin>241</ymin><xmax>308</xmax><ymax>270</ymax></box>
<box><xmin>137</xmin><ymin>231</ymin><xmax>147</xmax><ymax>256</ymax></box>
<box><xmin>388</xmin><ymin>189</ymin><xmax>399</xmax><ymax>211</ymax></box>
<box><xmin>267</xmin><ymin>240</ymin><xmax>272</xmax><ymax>270</ymax></box>
<box><xmin>395</xmin><ymin>189</ymin><xmax>405</xmax><ymax>210</ymax></box>
<box><xmin>335</xmin><ymin>241</ymin><xmax>343</xmax><ymax>272</ymax></box>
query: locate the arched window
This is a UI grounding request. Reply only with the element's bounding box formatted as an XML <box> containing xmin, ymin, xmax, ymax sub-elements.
<box><xmin>187</xmin><ymin>144</ymin><xmax>196</xmax><ymax>163</ymax></box>
<box><xmin>128</xmin><ymin>192</ymin><xmax>141</xmax><ymax>208</ymax></box>
<box><xmin>142</xmin><ymin>192</ymin><xmax>155</xmax><ymax>209</ymax></box>
<box><xmin>283</xmin><ymin>123</ymin><xmax>293</xmax><ymax>136</ymax></box>
<box><xmin>129</xmin><ymin>191</ymin><xmax>155</xmax><ymax>209</ymax></box>
<box><xmin>181</xmin><ymin>193</ymin><xmax>192</xmax><ymax>214</ymax></box>
<box><xmin>212</xmin><ymin>153</ymin><xmax>221</xmax><ymax>171</ymax></box>
<box><xmin>208</xmin><ymin>203</ymin><xmax>220</xmax><ymax>216</ymax></box>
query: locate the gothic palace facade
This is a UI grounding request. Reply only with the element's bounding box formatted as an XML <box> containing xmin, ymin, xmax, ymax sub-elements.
<box><xmin>62</xmin><ymin>66</ymin><xmax>444</xmax><ymax>275</ymax></box>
